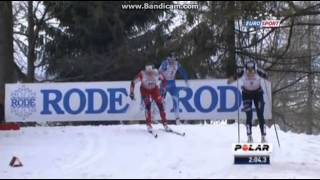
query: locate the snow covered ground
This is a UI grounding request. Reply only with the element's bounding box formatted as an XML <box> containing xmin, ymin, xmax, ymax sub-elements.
<box><xmin>0</xmin><ymin>123</ymin><xmax>320</xmax><ymax>179</ymax></box>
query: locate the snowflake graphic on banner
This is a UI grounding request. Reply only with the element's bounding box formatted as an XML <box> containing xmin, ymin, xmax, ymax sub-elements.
<box><xmin>10</xmin><ymin>85</ymin><xmax>36</xmax><ymax>120</ymax></box>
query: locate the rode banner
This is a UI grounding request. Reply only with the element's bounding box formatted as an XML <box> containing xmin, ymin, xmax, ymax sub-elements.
<box><xmin>5</xmin><ymin>80</ymin><xmax>272</xmax><ymax>122</ymax></box>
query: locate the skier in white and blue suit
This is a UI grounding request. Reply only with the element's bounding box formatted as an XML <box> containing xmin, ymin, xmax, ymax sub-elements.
<box><xmin>159</xmin><ymin>52</ymin><xmax>189</xmax><ymax>123</ymax></box>
<box><xmin>228</xmin><ymin>61</ymin><xmax>268</xmax><ymax>143</ymax></box>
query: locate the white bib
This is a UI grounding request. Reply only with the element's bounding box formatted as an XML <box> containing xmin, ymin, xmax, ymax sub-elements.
<box><xmin>242</xmin><ymin>73</ymin><xmax>261</xmax><ymax>91</ymax></box>
<box><xmin>141</xmin><ymin>70</ymin><xmax>160</xmax><ymax>89</ymax></box>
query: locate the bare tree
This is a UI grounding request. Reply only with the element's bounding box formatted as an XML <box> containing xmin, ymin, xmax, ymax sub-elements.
<box><xmin>13</xmin><ymin>1</ymin><xmax>51</xmax><ymax>82</ymax></box>
<box><xmin>0</xmin><ymin>1</ymin><xmax>15</xmax><ymax>122</ymax></box>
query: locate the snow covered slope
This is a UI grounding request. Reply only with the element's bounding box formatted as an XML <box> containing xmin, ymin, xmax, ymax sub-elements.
<box><xmin>0</xmin><ymin>124</ymin><xmax>319</xmax><ymax>179</ymax></box>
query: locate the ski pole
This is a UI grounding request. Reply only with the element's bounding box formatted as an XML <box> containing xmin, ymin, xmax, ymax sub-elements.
<box><xmin>237</xmin><ymin>78</ymin><xmax>241</xmax><ymax>143</ymax></box>
<box><xmin>263</xmin><ymin>79</ymin><xmax>281</xmax><ymax>148</ymax></box>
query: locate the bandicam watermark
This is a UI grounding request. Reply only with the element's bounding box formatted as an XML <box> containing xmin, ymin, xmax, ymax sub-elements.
<box><xmin>121</xmin><ymin>2</ymin><xmax>199</xmax><ymax>10</ymax></box>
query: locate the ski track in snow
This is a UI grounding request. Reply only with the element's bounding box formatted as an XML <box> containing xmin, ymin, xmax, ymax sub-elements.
<box><xmin>0</xmin><ymin>124</ymin><xmax>320</xmax><ymax>179</ymax></box>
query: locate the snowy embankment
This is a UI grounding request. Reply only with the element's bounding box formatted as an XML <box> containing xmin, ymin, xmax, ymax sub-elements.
<box><xmin>0</xmin><ymin>124</ymin><xmax>319</xmax><ymax>179</ymax></box>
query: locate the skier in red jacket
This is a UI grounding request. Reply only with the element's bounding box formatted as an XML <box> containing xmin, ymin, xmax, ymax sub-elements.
<box><xmin>130</xmin><ymin>65</ymin><xmax>171</xmax><ymax>132</ymax></box>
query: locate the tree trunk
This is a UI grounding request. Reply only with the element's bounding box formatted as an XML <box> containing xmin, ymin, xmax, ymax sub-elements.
<box><xmin>306</xmin><ymin>17</ymin><xmax>314</xmax><ymax>135</ymax></box>
<box><xmin>225</xmin><ymin>1</ymin><xmax>236</xmax><ymax>77</ymax></box>
<box><xmin>0</xmin><ymin>1</ymin><xmax>14</xmax><ymax>122</ymax></box>
<box><xmin>27</xmin><ymin>1</ymin><xmax>35</xmax><ymax>82</ymax></box>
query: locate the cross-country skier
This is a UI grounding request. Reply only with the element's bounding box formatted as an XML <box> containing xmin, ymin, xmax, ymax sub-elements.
<box><xmin>159</xmin><ymin>52</ymin><xmax>189</xmax><ymax>124</ymax></box>
<box><xmin>228</xmin><ymin>61</ymin><xmax>268</xmax><ymax>143</ymax></box>
<box><xmin>130</xmin><ymin>65</ymin><xmax>171</xmax><ymax>132</ymax></box>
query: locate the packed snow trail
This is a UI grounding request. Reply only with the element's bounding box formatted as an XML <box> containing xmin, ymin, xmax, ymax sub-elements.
<box><xmin>0</xmin><ymin>124</ymin><xmax>319</xmax><ymax>178</ymax></box>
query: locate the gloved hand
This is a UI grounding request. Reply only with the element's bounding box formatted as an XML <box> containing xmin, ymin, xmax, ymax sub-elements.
<box><xmin>130</xmin><ymin>92</ymin><xmax>135</xmax><ymax>100</ymax></box>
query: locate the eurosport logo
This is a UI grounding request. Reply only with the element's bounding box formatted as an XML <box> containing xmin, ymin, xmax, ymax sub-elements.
<box><xmin>243</xmin><ymin>20</ymin><xmax>281</xmax><ymax>28</ymax></box>
<box><xmin>233</xmin><ymin>143</ymin><xmax>273</xmax><ymax>156</ymax></box>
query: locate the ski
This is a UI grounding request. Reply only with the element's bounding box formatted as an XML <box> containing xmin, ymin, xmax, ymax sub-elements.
<box><xmin>161</xmin><ymin>129</ymin><xmax>186</xmax><ymax>137</ymax></box>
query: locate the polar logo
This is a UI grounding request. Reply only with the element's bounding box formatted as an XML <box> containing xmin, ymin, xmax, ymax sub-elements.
<box><xmin>234</xmin><ymin>144</ymin><xmax>270</xmax><ymax>152</ymax></box>
<box><xmin>233</xmin><ymin>143</ymin><xmax>273</xmax><ymax>156</ymax></box>
<box><xmin>10</xmin><ymin>86</ymin><xmax>36</xmax><ymax>120</ymax></box>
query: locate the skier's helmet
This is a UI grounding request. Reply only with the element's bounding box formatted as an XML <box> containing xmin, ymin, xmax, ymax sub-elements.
<box><xmin>245</xmin><ymin>61</ymin><xmax>257</xmax><ymax>73</ymax></box>
<box><xmin>145</xmin><ymin>64</ymin><xmax>154</xmax><ymax>72</ymax></box>
<box><xmin>168</xmin><ymin>52</ymin><xmax>177</xmax><ymax>64</ymax></box>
